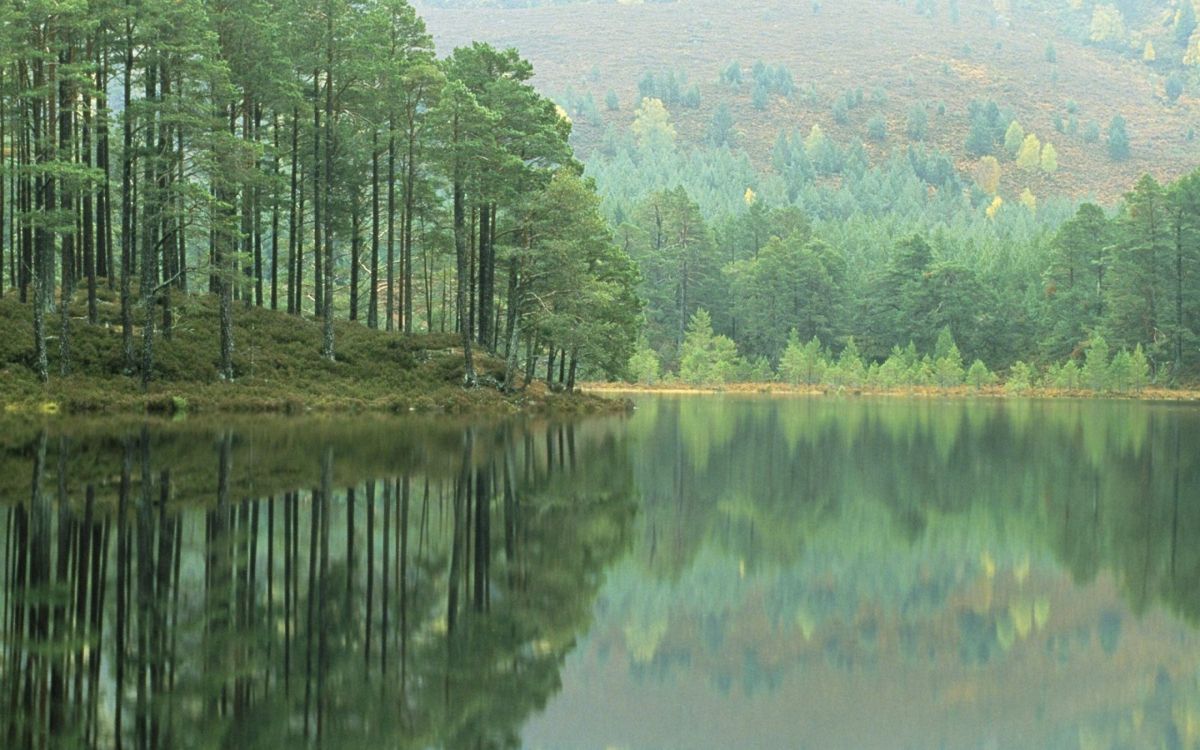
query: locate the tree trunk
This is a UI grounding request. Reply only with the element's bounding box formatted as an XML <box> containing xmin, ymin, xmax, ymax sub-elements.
<box><xmin>312</xmin><ymin>72</ymin><xmax>322</xmax><ymax>318</ymax></box>
<box><xmin>120</xmin><ymin>16</ymin><xmax>135</xmax><ymax>374</ymax></box>
<box><xmin>386</xmin><ymin>131</ymin><xmax>396</xmax><ymax>332</ymax></box>
<box><xmin>454</xmin><ymin>176</ymin><xmax>475</xmax><ymax>384</ymax></box>
<box><xmin>288</xmin><ymin>107</ymin><xmax>299</xmax><ymax>315</ymax></box>
<box><xmin>350</xmin><ymin>190</ymin><xmax>360</xmax><ymax>322</ymax></box>
<box><xmin>321</xmin><ymin>55</ymin><xmax>335</xmax><ymax>362</ymax></box>
<box><xmin>140</xmin><ymin>58</ymin><xmax>159</xmax><ymax>389</ymax></box>
<box><xmin>271</xmin><ymin>114</ymin><xmax>281</xmax><ymax>310</ymax></box>
<box><xmin>58</xmin><ymin>39</ymin><xmax>76</xmax><ymax>376</ymax></box>
<box><xmin>477</xmin><ymin>204</ymin><xmax>493</xmax><ymax>349</ymax></box>
<box><xmin>254</xmin><ymin>106</ymin><xmax>264</xmax><ymax>308</ymax></box>
<box><xmin>82</xmin><ymin>35</ymin><xmax>97</xmax><ymax>324</ymax></box>
<box><xmin>368</xmin><ymin>132</ymin><xmax>379</xmax><ymax>329</ymax></box>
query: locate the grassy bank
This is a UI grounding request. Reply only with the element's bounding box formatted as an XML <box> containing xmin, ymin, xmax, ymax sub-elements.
<box><xmin>582</xmin><ymin>381</ymin><xmax>1200</xmax><ymax>402</ymax></box>
<box><xmin>0</xmin><ymin>293</ymin><xmax>625</xmax><ymax>417</ymax></box>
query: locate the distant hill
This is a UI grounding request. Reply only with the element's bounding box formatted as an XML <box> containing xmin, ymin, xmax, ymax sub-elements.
<box><xmin>415</xmin><ymin>0</ymin><xmax>1200</xmax><ymax>204</ymax></box>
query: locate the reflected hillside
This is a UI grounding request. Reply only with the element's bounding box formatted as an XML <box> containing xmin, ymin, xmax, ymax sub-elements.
<box><xmin>531</xmin><ymin>396</ymin><xmax>1200</xmax><ymax>750</ymax></box>
<box><xmin>0</xmin><ymin>417</ymin><xmax>635</xmax><ymax>749</ymax></box>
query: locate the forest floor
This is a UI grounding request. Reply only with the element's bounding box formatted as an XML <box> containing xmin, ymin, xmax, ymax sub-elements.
<box><xmin>581</xmin><ymin>381</ymin><xmax>1200</xmax><ymax>403</ymax></box>
<box><xmin>0</xmin><ymin>292</ymin><xmax>626</xmax><ymax>418</ymax></box>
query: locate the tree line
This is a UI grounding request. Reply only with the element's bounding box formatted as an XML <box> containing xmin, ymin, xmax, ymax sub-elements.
<box><xmin>612</xmin><ymin>168</ymin><xmax>1200</xmax><ymax>386</ymax></box>
<box><xmin>0</xmin><ymin>0</ymin><xmax>639</xmax><ymax>390</ymax></box>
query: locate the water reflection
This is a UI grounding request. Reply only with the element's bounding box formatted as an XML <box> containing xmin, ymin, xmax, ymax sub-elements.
<box><xmin>5</xmin><ymin>399</ymin><xmax>1200</xmax><ymax>749</ymax></box>
<box><xmin>527</xmin><ymin>397</ymin><xmax>1200</xmax><ymax>750</ymax></box>
<box><xmin>0</xmin><ymin>417</ymin><xmax>634</xmax><ymax>749</ymax></box>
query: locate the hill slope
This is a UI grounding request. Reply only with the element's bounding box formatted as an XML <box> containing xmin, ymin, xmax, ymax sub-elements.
<box><xmin>416</xmin><ymin>0</ymin><xmax>1200</xmax><ymax>203</ymax></box>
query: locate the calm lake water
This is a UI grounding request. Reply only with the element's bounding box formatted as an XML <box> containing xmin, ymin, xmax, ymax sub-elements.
<box><xmin>1</xmin><ymin>396</ymin><xmax>1198</xmax><ymax>749</ymax></box>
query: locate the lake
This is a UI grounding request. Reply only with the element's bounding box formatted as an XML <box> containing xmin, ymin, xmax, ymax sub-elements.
<box><xmin>1</xmin><ymin>396</ymin><xmax>1198</xmax><ymax>749</ymax></box>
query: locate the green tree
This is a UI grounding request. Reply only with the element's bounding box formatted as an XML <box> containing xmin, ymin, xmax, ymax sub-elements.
<box><xmin>628</xmin><ymin>343</ymin><xmax>661</xmax><ymax>385</ymax></box>
<box><xmin>1004</xmin><ymin>120</ymin><xmax>1025</xmax><ymax>157</ymax></box>
<box><xmin>1083</xmin><ymin>333</ymin><xmax>1112</xmax><ymax>390</ymax></box>
<box><xmin>679</xmin><ymin>308</ymin><xmax>740</xmax><ymax>385</ymax></box>
<box><xmin>626</xmin><ymin>187</ymin><xmax>722</xmax><ymax>368</ymax></box>
<box><xmin>906</xmin><ymin>104</ymin><xmax>929</xmax><ymax>140</ymax></box>
<box><xmin>726</xmin><ymin>234</ymin><xmax>844</xmax><ymax>361</ymax></box>
<box><xmin>1107</xmin><ymin>115</ymin><xmax>1130</xmax><ymax>161</ymax></box>
<box><xmin>778</xmin><ymin>330</ymin><xmax>828</xmax><ymax>385</ymax></box>
<box><xmin>1105</xmin><ymin>175</ymin><xmax>1168</xmax><ymax>359</ymax></box>
<box><xmin>1042</xmin><ymin>203</ymin><xmax>1112</xmax><ymax>360</ymax></box>
<box><xmin>966</xmin><ymin>359</ymin><xmax>996</xmax><ymax>389</ymax></box>
<box><xmin>707</xmin><ymin>103</ymin><xmax>734</xmax><ymax>147</ymax></box>
<box><xmin>933</xmin><ymin>327</ymin><xmax>965</xmax><ymax>386</ymax></box>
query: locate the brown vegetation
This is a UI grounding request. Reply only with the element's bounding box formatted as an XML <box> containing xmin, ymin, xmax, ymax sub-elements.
<box><xmin>417</xmin><ymin>0</ymin><xmax>1200</xmax><ymax>203</ymax></box>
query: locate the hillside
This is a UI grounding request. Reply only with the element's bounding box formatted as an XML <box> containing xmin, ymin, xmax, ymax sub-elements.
<box><xmin>416</xmin><ymin>0</ymin><xmax>1200</xmax><ymax>203</ymax></box>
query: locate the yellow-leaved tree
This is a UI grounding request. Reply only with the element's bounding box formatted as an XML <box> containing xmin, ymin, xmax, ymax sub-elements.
<box><xmin>1090</xmin><ymin>4</ymin><xmax>1127</xmax><ymax>43</ymax></box>
<box><xmin>1016</xmin><ymin>133</ymin><xmax>1042</xmax><ymax>170</ymax></box>
<box><xmin>976</xmin><ymin>156</ymin><xmax>1001</xmax><ymax>195</ymax></box>
<box><xmin>986</xmin><ymin>195</ymin><xmax>1004</xmax><ymax>220</ymax></box>
<box><xmin>1004</xmin><ymin>120</ymin><xmax>1025</xmax><ymax>157</ymax></box>
<box><xmin>1185</xmin><ymin>29</ymin><xmax>1200</xmax><ymax>65</ymax></box>
<box><xmin>1040</xmin><ymin>142</ymin><xmax>1059</xmax><ymax>173</ymax></box>
<box><xmin>632</xmin><ymin>97</ymin><xmax>676</xmax><ymax>150</ymax></box>
<box><xmin>1020</xmin><ymin>188</ymin><xmax>1037</xmax><ymax>213</ymax></box>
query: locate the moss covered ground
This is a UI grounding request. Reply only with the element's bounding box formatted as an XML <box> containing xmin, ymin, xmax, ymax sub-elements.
<box><xmin>0</xmin><ymin>291</ymin><xmax>624</xmax><ymax>417</ymax></box>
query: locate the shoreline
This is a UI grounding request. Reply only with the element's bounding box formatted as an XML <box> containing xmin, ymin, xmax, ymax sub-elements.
<box><xmin>580</xmin><ymin>381</ymin><xmax>1200</xmax><ymax>403</ymax></box>
<box><xmin>0</xmin><ymin>376</ymin><xmax>629</xmax><ymax>419</ymax></box>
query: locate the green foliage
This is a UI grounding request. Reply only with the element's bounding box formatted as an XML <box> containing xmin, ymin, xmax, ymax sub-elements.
<box><xmin>628</xmin><ymin>343</ymin><xmax>661</xmax><ymax>385</ymax></box>
<box><xmin>752</xmin><ymin>83</ymin><xmax>770</xmax><ymax>110</ymax></box>
<box><xmin>638</xmin><ymin>68</ymin><xmax>698</xmax><ymax>109</ymax></box>
<box><xmin>778</xmin><ymin>331</ymin><xmax>828</xmax><ymax>385</ymax></box>
<box><xmin>707</xmin><ymin>103</ymin><xmax>735</xmax><ymax>147</ymax></box>
<box><xmin>623</xmin><ymin>188</ymin><xmax>720</xmax><ymax>368</ymax></box>
<box><xmin>1004</xmin><ymin>120</ymin><xmax>1026</xmax><ymax>157</ymax></box>
<box><xmin>1005</xmin><ymin>361</ymin><xmax>1034</xmax><ymax>394</ymax></box>
<box><xmin>1083</xmin><ymin>334</ymin><xmax>1111</xmax><ymax>391</ymax></box>
<box><xmin>726</xmin><ymin>230</ymin><xmax>845</xmax><ymax>361</ymax></box>
<box><xmin>1129</xmin><ymin>343</ymin><xmax>1150</xmax><ymax>392</ymax></box>
<box><xmin>1166</xmin><ymin>73</ymin><xmax>1184</xmax><ymax>104</ymax></box>
<box><xmin>867</xmin><ymin>114</ymin><xmax>888</xmax><ymax>142</ymax></box>
<box><xmin>679</xmin><ymin>309</ymin><xmax>741</xmax><ymax>385</ymax></box>
<box><xmin>965</xmin><ymin>359</ymin><xmax>996</xmax><ymax>389</ymax></box>
<box><xmin>1046</xmin><ymin>359</ymin><xmax>1080</xmax><ymax>390</ymax></box>
<box><xmin>605</xmin><ymin>89</ymin><xmax>620</xmax><ymax>111</ymax></box>
<box><xmin>1084</xmin><ymin>120</ymin><xmax>1101</xmax><ymax>143</ymax></box>
<box><xmin>1178</xmin><ymin>0</ymin><xmax>1197</xmax><ymax>46</ymax></box>
<box><xmin>720</xmin><ymin>61</ymin><xmax>743</xmax><ymax>87</ymax></box>
<box><xmin>828</xmin><ymin>337</ymin><xmax>866</xmax><ymax>388</ymax></box>
<box><xmin>740</xmin><ymin>355</ymin><xmax>775</xmax><ymax>383</ymax></box>
<box><xmin>1107</xmin><ymin>115</ymin><xmax>1130</xmax><ymax>161</ymax></box>
<box><xmin>906</xmin><ymin>104</ymin><xmax>929</xmax><ymax>140</ymax></box>
<box><xmin>965</xmin><ymin>99</ymin><xmax>1012</xmax><ymax>156</ymax></box>
<box><xmin>933</xmin><ymin>327</ymin><xmax>965</xmax><ymax>386</ymax></box>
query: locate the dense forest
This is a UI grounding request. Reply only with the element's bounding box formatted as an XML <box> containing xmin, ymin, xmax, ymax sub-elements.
<box><xmin>1</xmin><ymin>0</ymin><xmax>1198</xmax><ymax>397</ymax></box>
<box><xmin>0</xmin><ymin>0</ymin><xmax>639</xmax><ymax>393</ymax></box>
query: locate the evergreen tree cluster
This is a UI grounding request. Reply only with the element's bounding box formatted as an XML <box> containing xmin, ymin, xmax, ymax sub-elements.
<box><xmin>637</xmin><ymin>69</ymin><xmax>701</xmax><ymax>110</ymax></box>
<box><xmin>0</xmin><ymin>0</ymin><xmax>641</xmax><ymax>391</ymax></box>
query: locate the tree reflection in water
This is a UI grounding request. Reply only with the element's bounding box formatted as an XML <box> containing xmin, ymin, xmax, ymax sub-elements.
<box><xmin>0</xmin><ymin>417</ymin><xmax>634</xmax><ymax>749</ymax></box>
